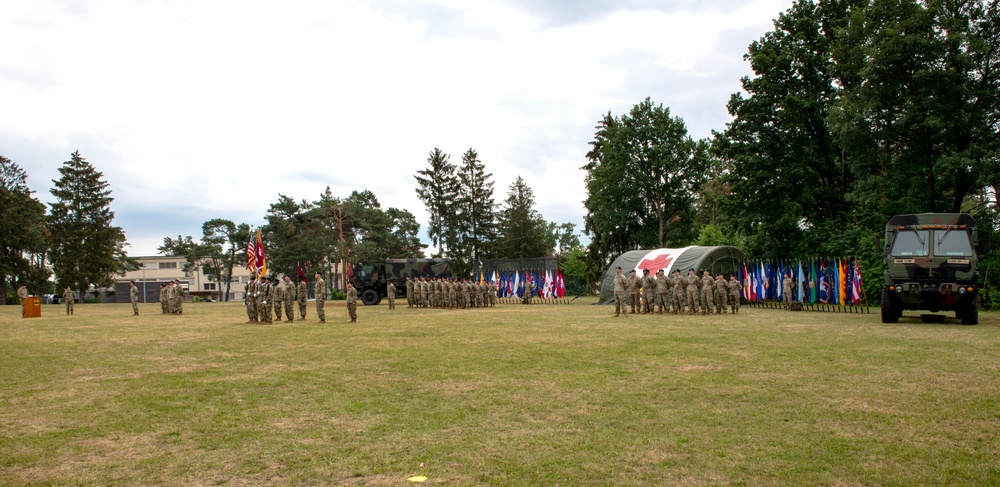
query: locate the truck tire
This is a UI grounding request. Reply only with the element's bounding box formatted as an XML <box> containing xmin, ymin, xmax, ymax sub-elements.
<box><xmin>959</xmin><ymin>298</ymin><xmax>979</xmax><ymax>325</ymax></box>
<box><xmin>361</xmin><ymin>289</ymin><xmax>381</xmax><ymax>306</ymax></box>
<box><xmin>880</xmin><ymin>288</ymin><xmax>900</xmax><ymax>323</ymax></box>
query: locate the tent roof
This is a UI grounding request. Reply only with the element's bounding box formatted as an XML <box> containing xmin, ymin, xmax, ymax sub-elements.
<box><xmin>597</xmin><ymin>246</ymin><xmax>747</xmax><ymax>304</ymax></box>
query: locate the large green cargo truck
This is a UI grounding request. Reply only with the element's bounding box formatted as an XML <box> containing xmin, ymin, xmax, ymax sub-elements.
<box><xmin>880</xmin><ymin>213</ymin><xmax>987</xmax><ymax>325</ymax></box>
<box><xmin>351</xmin><ymin>258</ymin><xmax>452</xmax><ymax>305</ymax></box>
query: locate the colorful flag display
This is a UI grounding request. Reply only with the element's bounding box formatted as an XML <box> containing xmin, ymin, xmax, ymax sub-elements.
<box><xmin>738</xmin><ymin>258</ymin><xmax>868</xmax><ymax>307</ymax></box>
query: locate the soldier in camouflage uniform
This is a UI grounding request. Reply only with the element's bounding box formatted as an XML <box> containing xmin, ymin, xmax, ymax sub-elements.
<box><xmin>283</xmin><ymin>275</ymin><xmax>295</xmax><ymax>322</ymax></box>
<box><xmin>655</xmin><ymin>270</ymin><xmax>669</xmax><ymax>314</ymax></box>
<box><xmin>273</xmin><ymin>276</ymin><xmax>284</xmax><ymax>322</ymax></box>
<box><xmin>641</xmin><ymin>269</ymin><xmax>656</xmax><ymax>314</ymax></box>
<box><xmin>489</xmin><ymin>281</ymin><xmax>497</xmax><ymax>307</ymax></box>
<box><xmin>671</xmin><ymin>270</ymin><xmax>685</xmax><ymax>314</ymax></box>
<box><xmin>522</xmin><ymin>278</ymin><xmax>534</xmax><ymax>305</ymax></box>
<box><xmin>260</xmin><ymin>277</ymin><xmax>274</xmax><ymax>324</ymax></box>
<box><xmin>405</xmin><ymin>276</ymin><xmax>414</xmax><ymax>308</ymax></box>
<box><xmin>346</xmin><ymin>282</ymin><xmax>358</xmax><ymax>322</ymax></box>
<box><xmin>700</xmin><ymin>271</ymin><xmax>714</xmax><ymax>315</ymax></box>
<box><xmin>160</xmin><ymin>283</ymin><xmax>168</xmax><ymax>314</ymax></box>
<box><xmin>686</xmin><ymin>269</ymin><xmax>701</xmax><ymax>315</ymax></box>
<box><xmin>729</xmin><ymin>274</ymin><xmax>742</xmax><ymax>314</ymax></box>
<box><xmin>314</xmin><ymin>272</ymin><xmax>326</xmax><ymax>323</ymax></box>
<box><xmin>245</xmin><ymin>278</ymin><xmax>256</xmax><ymax>323</ymax></box>
<box><xmin>714</xmin><ymin>273</ymin><xmax>728</xmax><ymax>314</ymax></box>
<box><xmin>783</xmin><ymin>272</ymin><xmax>794</xmax><ymax>310</ymax></box>
<box><xmin>627</xmin><ymin>270</ymin><xmax>641</xmax><ymax>313</ymax></box>
<box><xmin>613</xmin><ymin>267</ymin><xmax>629</xmax><ymax>317</ymax></box>
<box><xmin>297</xmin><ymin>276</ymin><xmax>308</xmax><ymax>320</ymax></box>
<box><xmin>387</xmin><ymin>281</ymin><xmax>396</xmax><ymax>310</ymax></box>
<box><xmin>63</xmin><ymin>286</ymin><xmax>75</xmax><ymax>315</ymax></box>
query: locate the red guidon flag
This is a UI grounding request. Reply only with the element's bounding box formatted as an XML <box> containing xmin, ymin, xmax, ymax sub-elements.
<box><xmin>254</xmin><ymin>228</ymin><xmax>267</xmax><ymax>278</ymax></box>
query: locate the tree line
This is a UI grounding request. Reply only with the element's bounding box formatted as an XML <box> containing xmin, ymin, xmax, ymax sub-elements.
<box><xmin>582</xmin><ymin>0</ymin><xmax>1000</xmax><ymax>305</ymax></box>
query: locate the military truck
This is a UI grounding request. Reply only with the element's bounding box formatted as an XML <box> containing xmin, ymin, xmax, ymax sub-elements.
<box><xmin>880</xmin><ymin>213</ymin><xmax>987</xmax><ymax>325</ymax></box>
<box><xmin>352</xmin><ymin>258</ymin><xmax>452</xmax><ymax>305</ymax></box>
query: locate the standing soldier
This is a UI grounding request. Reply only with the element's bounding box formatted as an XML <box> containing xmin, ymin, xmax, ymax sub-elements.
<box><xmin>641</xmin><ymin>269</ymin><xmax>656</xmax><ymax>314</ymax></box>
<box><xmin>63</xmin><ymin>286</ymin><xmax>75</xmax><ymax>315</ymax></box>
<box><xmin>729</xmin><ymin>274</ymin><xmax>743</xmax><ymax>314</ymax></box>
<box><xmin>314</xmin><ymin>272</ymin><xmax>326</xmax><ymax>323</ymax></box>
<box><xmin>406</xmin><ymin>276</ymin><xmax>414</xmax><ymax>308</ymax></box>
<box><xmin>160</xmin><ymin>283</ymin><xmax>168</xmax><ymax>314</ymax></box>
<box><xmin>273</xmin><ymin>276</ymin><xmax>284</xmax><ymax>322</ymax></box>
<box><xmin>613</xmin><ymin>266</ymin><xmax>629</xmax><ymax>317</ymax></box>
<box><xmin>173</xmin><ymin>280</ymin><xmax>184</xmax><ymax>315</ymax></box>
<box><xmin>627</xmin><ymin>270</ymin><xmax>641</xmax><ymax>313</ymax></box>
<box><xmin>258</xmin><ymin>277</ymin><xmax>272</xmax><ymax>324</ymax></box>
<box><xmin>783</xmin><ymin>272</ymin><xmax>794</xmax><ymax>310</ymax></box>
<box><xmin>671</xmin><ymin>270</ymin><xmax>686</xmax><ymax>314</ymax></box>
<box><xmin>522</xmin><ymin>278</ymin><xmax>534</xmax><ymax>305</ymax></box>
<box><xmin>421</xmin><ymin>277</ymin><xmax>431</xmax><ymax>308</ymax></box>
<box><xmin>129</xmin><ymin>281</ymin><xmax>139</xmax><ymax>316</ymax></box>
<box><xmin>346</xmin><ymin>281</ymin><xmax>358</xmax><ymax>323</ymax></box>
<box><xmin>655</xmin><ymin>270</ymin><xmax>670</xmax><ymax>314</ymax></box>
<box><xmin>387</xmin><ymin>280</ymin><xmax>396</xmax><ymax>310</ymax></box>
<box><xmin>283</xmin><ymin>275</ymin><xmax>295</xmax><ymax>322</ymax></box>
<box><xmin>17</xmin><ymin>285</ymin><xmax>28</xmax><ymax>317</ymax></box>
<box><xmin>714</xmin><ymin>273</ymin><xmax>728</xmax><ymax>315</ymax></box>
<box><xmin>686</xmin><ymin>269</ymin><xmax>701</xmax><ymax>315</ymax></box>
<box><xmin>700</xmin><ymin>270</ymin><xmax>714</xmax><ymax>315</ymax></box>
<box><xmin>297</xmin><ymin>276</ymin><xmax>308</xmax><ymax>320</ymax></box>
<box><xmin>489</xmin><ymin>280</ymin><xmax>497</xmax><ymax>307</ymax></box>
<box><xmin>245</xmin><ymin>277</ymin><xmax>258</xmax><ymax>323</ymax></box>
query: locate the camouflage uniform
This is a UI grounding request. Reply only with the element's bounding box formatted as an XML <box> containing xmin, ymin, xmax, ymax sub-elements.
<box><xmin>672</xmin><ymin>271</ymin><xmax>686</xmax><ymax>314</ymax></box>
<box><xmin>686</xmin><ymin>270</ymin><xmax>701</xmax><ymax>315</ymax></box>
<box><xmin>613</xmin><ymin>268</ymin><xmax>629</xmax><ymax>317</ymax></box>
<box><xmin>522</xmin><ymin>280</ymin><xmax>534</xmax><ymax>305</ymax></box>
<box><xmin>421</xmin><ymin>278</ymin><xmax>430</xmax><ymax>308</ymax></box>
<box><xmin>783</xmin><ymin>274</ymin><xmax>794</xmax><ymax>310</ymax></box>
<box><xmin>655</xmin><ymin>271</ymin><xmax>670</xmax><ymax>313</ymax></box>
<box><xmin>700</xmin><ymin>272</ymin><xmax>714</xmax><ymax>315</ymax></box>
<box><xmin>641</xmin><ymin>270</ymin><xmax>656</xmax><ymax>314</ymax></box>
<box><xmin>173</xmin><ymin>281</ymin><xmax>184</xmax><ymax>315</ymax></box>
<box><xmin>130</xmin><ymin>282</ymin><xmax>139</xmax><ymax>316</ymax></box>
<box><xmin>17</xmin><ymin>285</ymin><xmax>28</xmax><ymax>317</ymax></box>
<box><xmin>729</xmin><ymin>275</ymin><xmax>743</xmax><ymax>314</ymax></box>
<box><xmin>405</xmin><ymin>277</ymin><xmax>414</xmax><ymax>308</ymax></box>
<box><xmin>628</xmin><ymin>271</ymin><xmax>641</xmax><ymax>313</ymax></box>
<box><xmin>259</xmin><ymin>278</ymin><xmax>273</xmax><ymax>324</ymax></box>
<box><xmin>314</xmin><ymin>274</ymin><xmax>326</xmax><ymax>322</ymax></box>
<box><xmin>160</xmin><ymin>283</ymin><xmax>168</xmax><ymax>314</ymax></box>
<box><xmin>714</xmin><ymin>274</ymin><xmax>728</xmax><ymax>314</ymax></box>
<box><xmin>283</xmin><ymin>276</ymin><xmax>295</xmax><ymax>322</ymax></box>
<box><xmin>297</xmin><ymin>278</ymin><xmax>307</xmax><ymax>320</ymax></box>
<box><xmin>273</xmin><ymin>279</ymin><xmax>284</xmax><ymax>321</ymax></box>
<box><xmin>489</xmin><ymin>282</ymin><xmax>497</xmax><ymax>307</ymax></box>
<box><xmin>63</xmin><ymin>287</ymin><xmax>75</xmax><ymax>315</ymax></box>
<box><xmin>387</xmin><ymin>281</ymin><xmax>396</xmax><ymax>309</ymax></box>
<box><xmin>245</xmin><ymin>280</ymin><xmax>256</xmax><ymax>323</ymax></box>
<box><xmin>346</xmin><ymin>284</ymin><xmax>358</xmax><ymax>322</ymax></box>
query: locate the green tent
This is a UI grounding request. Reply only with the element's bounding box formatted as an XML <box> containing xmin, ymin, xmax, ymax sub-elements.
<box><xmin>597</xmin><ymin>246</ymin><xmax>747</xmax><ymax>304</ymax></box>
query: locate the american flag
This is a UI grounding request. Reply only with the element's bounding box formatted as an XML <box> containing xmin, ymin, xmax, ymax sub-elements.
<box><xmin>246</xmin><ymin>233</ymin><xmax>257</xmax><ymax>274</ymax></box>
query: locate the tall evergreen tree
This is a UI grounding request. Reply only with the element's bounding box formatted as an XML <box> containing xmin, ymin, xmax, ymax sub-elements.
<box><xmin>496</xmin><ymin>176</ymin><xmax>549</xmax><ymax>258</ymax></box>
<box><xmin>414</xmin><ymin>147</ymin><xmax>460</xmax><ymax>257</ymax></box>
<box><xmin>48</xmin><ymin>151</ymin><xmax>135</xmax><ymax>298</ymax></box>
<box><xmin>454</xmin><ymin>148</ymin><xmax>497</xmax><ymax>275</ymax></box>
<box><xmin>0</xmin><ymin>156</ymin><xmax>49</xmax><ymax>302</ymax></box>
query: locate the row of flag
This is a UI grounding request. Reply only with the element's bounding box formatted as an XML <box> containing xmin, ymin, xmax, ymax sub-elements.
<box><xmin>739</xmin><ymin>258</ymin><xmax>865</xmax><ymax>306</ymax></box>
<box><xmin>483</xmin><ymin>269</ymin><xmax>567</xmax><ymax>299</ymax></box>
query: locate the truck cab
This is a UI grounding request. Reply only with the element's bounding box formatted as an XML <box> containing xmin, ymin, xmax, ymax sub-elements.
<box><xmin>881</xmin><ymin>213</ymin><xmax>982</xmax><ymax>324</ymax></box>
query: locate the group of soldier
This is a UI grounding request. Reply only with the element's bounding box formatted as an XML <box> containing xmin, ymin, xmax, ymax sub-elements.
<box><xmin>158</xmin><ymin>280</ymin><xmax>186</xmax><ymax>315</ymax></box>
<box><xmin>612</xmin><ymin>267</ymin><xmax>744</xmax><ymax>317</ymax></box>
<box><xmin>403</xmin><ymin>276</ymin><xmax>505</xmax><ymax>309</ymax></box>
<box><xmin>243</xmin><ymin>274</ymin><xmax>309</xmax><ymax>324</ymax></box>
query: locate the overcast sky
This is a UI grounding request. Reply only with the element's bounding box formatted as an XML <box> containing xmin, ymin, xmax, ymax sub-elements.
<box><xmin>2</xmin><ymin>0</ymin><xmax>793</xmax><ymax>257</ymax></box>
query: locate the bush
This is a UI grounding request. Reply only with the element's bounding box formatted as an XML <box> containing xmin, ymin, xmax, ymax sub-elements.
<box><xmin>193</xmin><ymin>296</ymin><xmax>202</xmax><ymax>303</ymax></box>
<box><xmin>83</xmin><ymin>296</ymin><xmax>101</xmax><ymax>304</ymax></box>
<box><xmin>330</xmin><ymin>290</ymin><xmax>347</xmax><ymax>300</ymax></box>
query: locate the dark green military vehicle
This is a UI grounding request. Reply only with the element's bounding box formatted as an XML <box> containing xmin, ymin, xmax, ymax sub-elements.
<box><xmin>352</xmin><ymin>258</ymin><xmax>452</xmax><ymax>305</ymax></box>
<box><xmin>880</xmin><ymin>213</ymin><xmax>986</xmax><ymax>325</ymax></box>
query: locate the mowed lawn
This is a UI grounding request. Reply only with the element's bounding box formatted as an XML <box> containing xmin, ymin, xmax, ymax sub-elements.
<box><xmin>2</xmin><ymin>299</ymin><xmax>998</xmax><ymax>486</ymax></box>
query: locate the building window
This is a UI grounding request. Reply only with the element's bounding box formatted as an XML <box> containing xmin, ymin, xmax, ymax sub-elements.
<box><xmin>204</xmin><ymin>283</ymin><xmax>216</xmax><ymax>291</ymax></box>
<box><xmin>158</xmin><ymin>262</ymin><xmax>178</xmax><ymax>269</ymax></box>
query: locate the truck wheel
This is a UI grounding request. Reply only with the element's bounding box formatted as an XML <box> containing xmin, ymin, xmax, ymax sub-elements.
<box><xmin>880</xmin><ymin>288</ymin><xmax>900</xmax><ymax>323</ymax></box>
<box><xmin>959</xmin><ymin>299</ymin><xmax>979</xmax><ymax>325</ymax></box>
<box><xmin>361</xmin><ymin>289</ymin><xmax>380</xmax><ymax>306</ymax></box>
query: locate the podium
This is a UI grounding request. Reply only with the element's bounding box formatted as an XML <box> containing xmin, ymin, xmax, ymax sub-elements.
<box><xmin>23</xmin><ymin>296</ymin><xmax>41</xmax><ymax>318</ymax></box>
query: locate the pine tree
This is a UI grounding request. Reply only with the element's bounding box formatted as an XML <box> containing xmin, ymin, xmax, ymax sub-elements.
<box><xmin>454</xmin><ymin>148</ymin><xmax>497</xmax><ymax>274</ymax></box>
<box><xmin>48</xmin><ymin>151</ymin><xmax>134</xmax><ymax>298</ymax></box>
<box><xmin>414</xmin><ymin>148</ymin><xmax>460</xmax><ymax>257</ymax></box>
<box><xmin>496</xmin><ymin>176</ymin><xmax>549</xmax><ymax>258</ymax></box>
<box><xmin>0</xmin><ymin>155</ymin><xmax>49</xmax><ymax>302</ymax></box>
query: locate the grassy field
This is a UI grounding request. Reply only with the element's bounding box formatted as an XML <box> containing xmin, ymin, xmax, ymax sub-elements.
<box><xmin>2</xmin><ymin>299</ymin><xmax>998</xmax><ymax>486</ymax></box>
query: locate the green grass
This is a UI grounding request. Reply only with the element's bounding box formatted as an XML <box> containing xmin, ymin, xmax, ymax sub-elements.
<box><xmin>2</xmin><ymin>300</ymin><xmax>998</xmax><ymax>485</ymax></box>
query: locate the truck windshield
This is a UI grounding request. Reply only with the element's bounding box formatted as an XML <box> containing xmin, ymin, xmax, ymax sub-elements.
<box><xmin>934</xmin><ymin>229</ymin><xmax>973</xmax><ymax>256</ymax></box>
<box><xmin>890</xmin><ymin>230</ymin><xmax>929</xmax><ymax>257</ymax></box>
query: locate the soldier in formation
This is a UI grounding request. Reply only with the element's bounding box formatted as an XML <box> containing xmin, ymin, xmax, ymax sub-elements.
<box><xmin>245</xmin><ymin>277</ymin><xmax>258</xmax><ymax>323</ymax></box>
<box><xmin>282</xmin><ymin>275</ymin><xmax>295</xmax><ymax>322</ymax></box>
<box><xmin>640</xmin><ymin>269</ymin><xmax>656</xmax><ymax>314</ymax></box>
<box><xmin>783</xmin><ymin>272</ymin><xmax>794</xmax><ymax>310</ymax></box>
<box><xmin>273</xmin><ymin>276</ymin><xmax>284</xmax><ymax>322</ymax></box>
<box><xmin>297</xmin><ymin>276</ymin><xmax>308</xmax><ymax>320</ymax></box>
<box><xmin>714</xmin><ymin>273</ymin><xmax>728</xmax><ymax>314</ymax></box>
<box><xmin>686</xmin><ymin>269</ymin><xmax>700</xmax><ymax>315</ymax></box>
<box><xmin>406</xmin><ymin>276</ymin><xmax>414</xmax><ymax>308</ymax></box>
<box><xmin>728</xmin><ymin>274</ymin><xmax>742</xmax><ymax>314</ymax></box>
<box><xmin>671</xmin><ymin>270</ymin><xmax>686</xmax><ymax>314</ymax></box>
<box><xmin>314</xmin><ymin>272</ymin><xmax>326</xmax><ymax>323</ymax></box>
